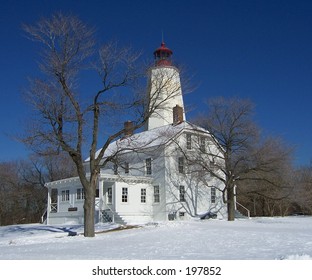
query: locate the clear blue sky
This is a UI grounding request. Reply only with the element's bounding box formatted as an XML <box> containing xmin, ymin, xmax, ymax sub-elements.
<box><xmin>1</xmin><ymin>0</ymin><xmax>311</xmax><ymax>166</ymax></box>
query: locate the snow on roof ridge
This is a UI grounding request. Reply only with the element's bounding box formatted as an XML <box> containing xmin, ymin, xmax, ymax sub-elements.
<box><xmin>84</xmin><ymin>121</ymin><xmax>212</xmax><ymax>162</ymax></box>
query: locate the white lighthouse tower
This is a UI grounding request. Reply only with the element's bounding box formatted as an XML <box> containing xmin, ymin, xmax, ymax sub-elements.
<box><xmin>146</xmin><ymin>41</ymin><xmax>185</xmax><ymax>131</ymax></box>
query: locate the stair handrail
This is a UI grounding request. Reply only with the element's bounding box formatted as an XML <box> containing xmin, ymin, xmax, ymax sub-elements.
<box><xmin>40</xmin><ymin>209</ymin><xmax>47</xmax><ymax>224</ymax></box>
<box><xmin>103</xmin><ymin>205</ymin><xmax>115</xmax><ymax>223</ymax></box>
<box><xmin>236</xmin><ymin>202</ymin><xmax>250</xmax><ymax>218</ymax></box>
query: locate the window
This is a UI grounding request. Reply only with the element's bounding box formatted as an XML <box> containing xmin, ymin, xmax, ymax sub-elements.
<box><xmin>179</xmin><ymin>211</ymin><xmax>185</xmax><ymax>217</ymax></box>
<box><xmin>154</xmin><ymin>185</ymin><xmax>160</xmax><ymax>203</ymax></box>
<box><xmin>124</xmin><ymin>162</ymin><xmax>129</xmax><ymax>174</ymax></box>
<box><xmin>107</xmin><ymin>187</ymin><xmax>112</xmax><ymax>204</ymax></box>
<box><xmin>200</xmin><ymin>136</ymin><xmax>206</xmax><ymax>152</ymax></box>
<box><xmin>61</xmin><ymin>190</ymin><xmax>70</xmax><ymax>202</ymax></box>
<box><xmin>76</xmin><ymin>188</ymin><xmax>85</xmax><ymax>200</ymax></box>
<box><xmin>51</xmin><ymin>189</ymin><xmax>58</xmax><ymax>204</ymax></box>
<box><xmin>211</xmin><ymin>187</ymin><xmax>216</xmax><ymax>204</ymax></box>
<box><xmin>141</xmin><ymin>188</ymin><xmax>146</xmax><ymax>203</ymax></box>
<box><xmin>179</xmin><ymin>185</ymin><xmax>185</xmax><ymax>202</ymax></box>
<box><xmin>51</xmin><ymin>189</ymin><xmax>58</xmax><ymax>213</ymax></box>
<box><xmin>122</xmin><ymin>187</ymin><xmax>128</xmax><ymax>203</ymax></box>
<box><xmin>186</xmin><ymin>133</ymin><xmax>192</xmax><ymax>149</ymax></box>
<box><xmin>178</xmin><ymin>157</ymin><xmax>185</xmax><ymax>174</ymax></box>
<box><xmin>146</xmin><ymin>158</ymin><xmax>152</xmax><ymax>175</ymax></box>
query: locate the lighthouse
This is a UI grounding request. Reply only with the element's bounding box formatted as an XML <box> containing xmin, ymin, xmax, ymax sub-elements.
<box><xmin>146</xmin><ymin>41</ymin><xmax>185</xmax><ymax>130</ymax></box>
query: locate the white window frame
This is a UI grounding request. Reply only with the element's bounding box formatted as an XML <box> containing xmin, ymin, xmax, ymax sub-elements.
<box><xmin>186</xmin><ymin>133</ymin><xmax>192</xmax><ymax>149</ymax></box>
<box><xmin>154</xmin><ymin>185</ymin><xmax>160</xmax><ymax>203</ymax></box>
<box><xmin>211</xmin><ymin>187</ymin><xmax>216</xmax><ymax>204</ymax></box>
<box><xmin>61</xmin><ymin>190</ymin><xmax>70</xmax><ymax>202</ymax></box>
<box><xmin>179</xmin><ymin>185</ymin><xmax>186</xmax><ymax>202</ymax></box>
<box><xmin>141</xmin><ymin>188</ymin><xmax>146</xmax><ymax>203</ymax></box>
<box><xmin>179</xmin><ymin>211</ymin><xmax>185</xmax><ymax>217</ymax></box>
<box><xmin>122</xmin><ymin>187</ymin><xmax>128</xmax><ymax>203</ymax></box>
<box><xmin>76</xmin><ymin>188</ymin><xmax>85</xmax><ymax>200</ymax></box>
<box><xmin>178</xmin><ymin>156</ymin><xmax>185</xmax><ymax>174</ymax></box>
<box><xmin>200</xmin><ymin>136</ymin><xmax>206</xmax><ymax>152</ymax></box>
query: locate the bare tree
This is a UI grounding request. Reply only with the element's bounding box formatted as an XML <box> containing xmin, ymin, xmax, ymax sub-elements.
<box><xmin>22</xmin><ymin>13</ymin><xmax>184</xmax><ymax>236</ymax></box>
<box><xmin>0</xmin><ymin>162</ymin><xmax>20</xmax><ymax>225</ymax></box>
<box><xmin>19</xmin><ymin>152</ymin><xmax>77</xmax><ymax>186</ymax></box>
<box><xmin>293</xmin><ymin>165</ymin><xmax>312</xmax><ymax>214</ymax></box>
<box><xmin>193</xmin><ymin>97</ymin><xmax>293</xmax><ymax>220</ymax></box>
<box><xmin>0</xmin><ymin>152</ymin><xmax>78</xmax><ymax>226</ymax></box>
<box><xmin>236</xmin><ymin>137</ymin><xmax>294</xmax><ymax>216</ymax></box>
<box><xmin>0</xmin><ymin>160</ymin><xmax>40</xmax><ymax>225</ymax></box>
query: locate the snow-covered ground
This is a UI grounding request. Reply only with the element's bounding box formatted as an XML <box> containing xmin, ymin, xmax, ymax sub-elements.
<box><xmin>0</xmin><ymin>216</ymin><xmax>312</xmax><ymax>260</ymax></box>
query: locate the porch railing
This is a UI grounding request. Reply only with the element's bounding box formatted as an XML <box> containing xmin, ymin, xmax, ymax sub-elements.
<box><xmin>102</xmin><ymin>205</ymin><xmax>115</xmax><ymax>223</ymax></box>
<box><xmin>50</xmin><ymin>203</ymin><xmax>57</xmax><ymax>213</ymax></box>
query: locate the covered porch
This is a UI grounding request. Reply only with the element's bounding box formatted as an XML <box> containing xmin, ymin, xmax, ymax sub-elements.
<box><xmin>44</xmin><ymin>173</ymin><xmax>154</xmax><ymax>225</ymax></box>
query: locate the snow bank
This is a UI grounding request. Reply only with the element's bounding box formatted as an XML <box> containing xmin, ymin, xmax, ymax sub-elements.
<box><xmin>281</xmin><ymin>254</ymin><xmax>312</xmax><ymax>260</ymax></box>
<box><xmin>0</xmin><ymin>217</ymin><xmax>312</xmax><ymax>260</ymax></box>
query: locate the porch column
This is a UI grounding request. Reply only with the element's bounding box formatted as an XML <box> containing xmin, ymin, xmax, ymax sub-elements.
<box><xmin>46</xmin><ymin>187</ymin><xmax>51</xmax><ymax>224</ymax></box>
<box><xmin>98</xmin><ymin>179</ymin><xmax>104</xmax><ymax>211</ymax></box>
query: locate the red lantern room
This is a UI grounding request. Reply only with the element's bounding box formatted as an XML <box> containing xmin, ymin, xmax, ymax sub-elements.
<box><xmin>153</xmin><ymin>41</ymin><xmax>173</xmax><ymax>66</ymax></box>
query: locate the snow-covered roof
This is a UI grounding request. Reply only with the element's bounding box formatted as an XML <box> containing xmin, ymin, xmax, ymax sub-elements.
<box><xmin>45</xmin><ymin>176</ymin><xmax>80</xmax><ymax>187</ymax></box>
<box><xmin>85</xmin><ymin>121</ymin><xmax>211</xmax><ymax>162</ymax></box>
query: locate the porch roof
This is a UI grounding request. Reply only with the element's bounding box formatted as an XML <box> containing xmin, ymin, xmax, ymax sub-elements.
<box><xmin>99</xmin><ymin>173</ymin><xmax>153</xmax><ymax>184</ymax></box>
<box><xmin>45</xmin><ymin>173</ymin><xmax>153</xmax><ymax>188</ymax></box>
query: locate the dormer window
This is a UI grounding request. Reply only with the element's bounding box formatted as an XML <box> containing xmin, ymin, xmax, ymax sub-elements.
<box><xmin>146</xmin><ymin>158</ymin><xmax>152</xmax><ymax>175</ymax></box>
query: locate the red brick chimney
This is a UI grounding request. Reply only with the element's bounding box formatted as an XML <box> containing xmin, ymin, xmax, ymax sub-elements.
<box><xmin>173</xmin><ymin>105</ymin><xmax>184</xmax><ymax>125</ymax></box>
<box><xmin>124</xmin><ymin>121</ymin><xmax>134</xmax><ymax>137</ymax></box>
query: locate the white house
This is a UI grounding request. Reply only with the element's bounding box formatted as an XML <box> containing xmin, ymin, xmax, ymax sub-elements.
<box><xmin>44</xmin><ymin>41</ymin><xmax>227</xmax><ymax>225</ymax></box>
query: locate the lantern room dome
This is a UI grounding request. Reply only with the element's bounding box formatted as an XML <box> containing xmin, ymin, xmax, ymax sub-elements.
<box><xmin>153</xmin><ymin>42</ymin><xmax>173</xmax><ymax>66</ymax></box>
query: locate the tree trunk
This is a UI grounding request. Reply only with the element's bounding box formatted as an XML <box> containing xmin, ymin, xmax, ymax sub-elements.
<box><xmin>83</xmin><ymin>182</ymin><xmax>96</xmax><ymax>237</ymax></box>
<box><xmin>84</xmin><ymin>194</ymin><xmax>95</xmax><ymax>237</ymax></box>
<box><xmin>227</xmin><ymin>186</ymin><xmax>235</xmax><ymax>221</ymax></box>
